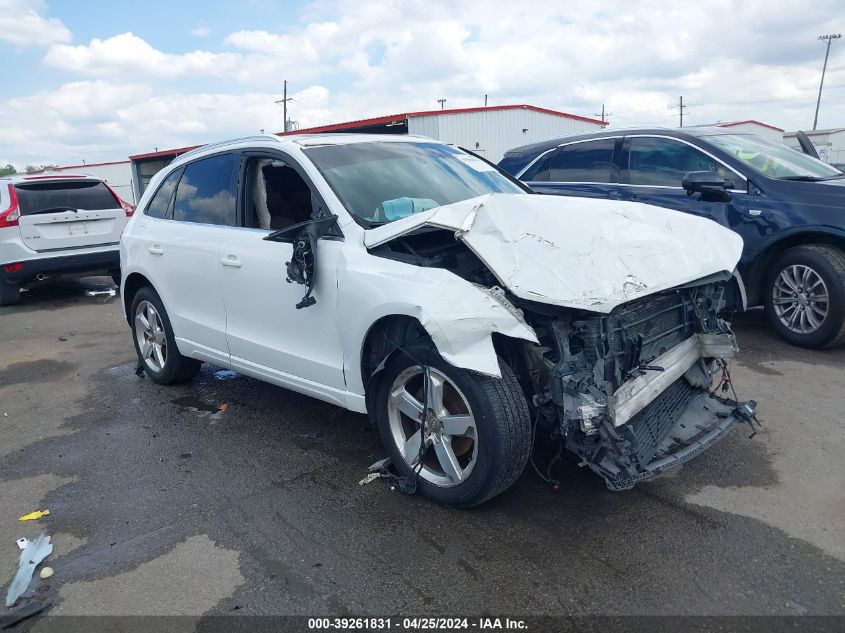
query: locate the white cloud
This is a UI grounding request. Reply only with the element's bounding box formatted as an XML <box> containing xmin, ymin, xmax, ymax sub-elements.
<box><xmin>190</xmin><ymin>26</ymin><xmax>211</xmax><ymax>38</ymax></box>
<box><xmin>5</xmin><ymin>0</ymin><xmax>845</xmax><ymax>167</ymax></box>
<box><xmin>0</xmin><ymin>0</ymin><xmax>71</xmax><ymax>46</ymax></box>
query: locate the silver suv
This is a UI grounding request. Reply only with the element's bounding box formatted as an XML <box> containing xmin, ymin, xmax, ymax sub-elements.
<box><xmin>0</xmin><ymin>174</ymin><xmax>133</xmax><ymax>305</ymax></box>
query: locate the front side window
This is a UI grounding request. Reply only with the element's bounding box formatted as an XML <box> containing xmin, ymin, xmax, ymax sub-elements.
<box><xmin>628</xmin><ymin>137</ymin><xmax>725</xmax><ymax>187</ymax></box>
<box><xmin>172</xmin><ymin>154</ymin><xmax>236</xmax><ymax>225</ymax></box>
<box><xmin>303</xmin><ymin>142</ymin><xmax>523</xmax><ymax>226</ymax></box>
<box><xmin>532</xmin><ymin>139</ymin><xmax>615</xmax><ymax>183</ymax></box>
<box><xmin>145</xmin><ymin>169</ymin><xmax>181</xmax><ymax>219</ymax></box>
<box><xmin>705</xmin><ymin>133</ymin><xmax>843</xmax><ymax>180</ymax></box>
<box><xmin>243</xmin><ymin>157</ymin><xmax>317</xmax><ymax>230</ymax></box>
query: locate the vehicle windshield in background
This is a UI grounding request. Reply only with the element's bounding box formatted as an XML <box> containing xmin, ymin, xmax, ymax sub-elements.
<box><xmin>15</xmin><ymin>180</ymin><xmax>120</xmax><ymax>216</ymax></box>
<box><xmin>706</xmin><ymin>134</ymin><xmax>843</xmax><ymax>181</ymax></box>
<box><xmin>304</xmin><ymin>142</ymin><xmax>524</xmax><ymax>225</ymax></box>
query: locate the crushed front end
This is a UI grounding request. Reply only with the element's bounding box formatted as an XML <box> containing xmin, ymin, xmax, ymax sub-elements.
<box><xmin>518</xmin><ymin>280</ymin><xmax>757</xmax><ymax>490</ymax></box>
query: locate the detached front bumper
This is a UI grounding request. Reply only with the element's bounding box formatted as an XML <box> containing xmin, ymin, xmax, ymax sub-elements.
<box><xmin>589</xmin><ymin>389</ymin><xmax>756</xmax><ymax>491</ymax></box>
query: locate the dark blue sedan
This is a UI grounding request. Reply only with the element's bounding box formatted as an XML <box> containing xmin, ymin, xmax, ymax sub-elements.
<box><xmin>499</xmin><ymin>128</ymin><xmax>845</xmax><ymax>349</ymax></box>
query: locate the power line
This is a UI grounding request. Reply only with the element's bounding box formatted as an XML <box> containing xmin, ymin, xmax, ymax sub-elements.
<box><xmin>814</xmin><ymin>34</ymin><xmax>841</xmax><ymax>130</ymax></box>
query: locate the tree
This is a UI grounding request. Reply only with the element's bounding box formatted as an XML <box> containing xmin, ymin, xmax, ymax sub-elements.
<box><xmin>24</xmin><ymin>164</ymin><xmax>57</xmax><ymax>174</ymax></box>
<box><xmin>0</xmin><ymin>164</ymin><xmax>15</xmax><ymax>177</ymax></box>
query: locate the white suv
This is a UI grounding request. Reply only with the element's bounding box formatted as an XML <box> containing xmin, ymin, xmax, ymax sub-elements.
<box><xmin>0</xmin><ymin>174</ymin><xmax>134</xmax><ymax>305</ymax></box>
<box><xmin>120</xmin><ymin>134</ymin><xmax>756</xmax><ymax>507</ymax></box>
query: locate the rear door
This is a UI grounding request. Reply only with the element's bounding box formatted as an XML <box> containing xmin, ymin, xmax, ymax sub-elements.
<box><xmin>522</xmin><ymin>137</ymin><xmax>623</xmax><ymax>199</ymax></box>
<box><xmin>15</xmin><ymin>179</ymin><xmax>127</xmax><ymax>252</ymax></box>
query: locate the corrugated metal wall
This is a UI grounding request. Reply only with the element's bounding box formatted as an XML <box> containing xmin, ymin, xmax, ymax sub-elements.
<box><xmin>408</xmin><ymin>108</ymin><xmax>604</xmax><ymax>162</ymax></box>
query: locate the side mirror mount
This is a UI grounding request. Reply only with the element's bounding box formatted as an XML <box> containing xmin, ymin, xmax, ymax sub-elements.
<box><xmin>264</xmin><ymin>214</ymin><xmax>339</xmax><ymax>309</ymax></box>
<box><xmin>681</xmin><ymin>171</ymin><xmax>731</xmax><ymax>201</ymax></box>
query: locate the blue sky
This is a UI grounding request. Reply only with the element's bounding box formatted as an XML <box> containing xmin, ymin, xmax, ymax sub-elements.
<box><xmin>1</xmin><ymin>0</ymin><xmax>843</xmax><ymax>168</ymax></box>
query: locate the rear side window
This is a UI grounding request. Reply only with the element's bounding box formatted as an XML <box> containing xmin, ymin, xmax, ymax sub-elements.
<box><xmin>628</xmin><ymin>137</ymin><xmax>718</xmax><ymax>187</ymax></box>
<box><xmin>533</xmin><ymin>139</ymin><xmax>615</xmax><ymax>183</ymax></box>
<box><xmin>15</xmin><ymin>180</ymin><xmax>119</xmax><ymax>216</ymax></box>
<box><xmin>144</xmin><ymin>169</ymin><xmax>182</xmax><ymax>219</ymax></box>
<box><xmin>172</xmin><ymin>154</ymin><xmax>236</xmax><ymax>225</ymax></box>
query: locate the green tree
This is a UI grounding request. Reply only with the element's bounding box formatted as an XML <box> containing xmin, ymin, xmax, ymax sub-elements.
<box><xmin>0</xmin><ymin>164</ymin><xmax>16</xmax><ymax>176</ymax></box>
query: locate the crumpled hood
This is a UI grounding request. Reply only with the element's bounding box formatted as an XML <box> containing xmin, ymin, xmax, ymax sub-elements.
<box><xmin>364</xmin><ymin>193</ymin><xmax>744</xmax><ymax>313</ymax></box>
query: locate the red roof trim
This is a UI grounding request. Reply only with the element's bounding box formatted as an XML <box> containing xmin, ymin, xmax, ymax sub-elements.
<box><xmin>717</xmin><ymin>120</ymin><xmax>785</xmax><ymax>132</ymax></box>
<box><xmin>128</xmin><ymin>145</ymin><xmax>201</xmax><ymax>161</ymax></box>
<box><xmin>278</xmin><ymin>104</ymin><xmax>607</xmax><ymax>136</ymax></box>
<box><xmin>53</xmin><ymin>159</ymin><xmax>131</xmax><ymax>170</ymax></box>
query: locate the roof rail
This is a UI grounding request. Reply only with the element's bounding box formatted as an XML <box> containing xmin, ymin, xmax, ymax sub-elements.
<box><xmin>177</xmin><ymin>135</ymin><xmax>279</xmax><ymax>160</ymax></box>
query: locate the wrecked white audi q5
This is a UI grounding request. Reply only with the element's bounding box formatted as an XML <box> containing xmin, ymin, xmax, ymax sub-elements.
<box><xmin>120</xmin><ymin>134</ymin><xmax>757</xmax><ymax>507</ymax></box>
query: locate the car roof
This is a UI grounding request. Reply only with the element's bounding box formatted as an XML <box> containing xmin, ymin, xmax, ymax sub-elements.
<box><xmin>504</xmin><ymin>126</ymin><xmax>753</xmax><ymax>156</ymax></box>
<box><xmin>0</xmin><ymin>174</ymin><xmax>103</xmax><ymax>184</ymax></box>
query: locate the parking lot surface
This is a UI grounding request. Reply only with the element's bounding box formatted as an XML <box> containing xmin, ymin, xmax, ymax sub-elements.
<box><xmin>1</xmin><ymin>276</ymin><xmax>844</xmax><ymax>622</ymax></box>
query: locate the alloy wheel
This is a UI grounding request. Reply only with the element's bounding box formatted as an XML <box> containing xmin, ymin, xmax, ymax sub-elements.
<box><xmin>134</xmin><ymin>300</ymin><xmax>167</xmax><ymax>372</ymax></box>
<box><xmin>772</xmin><ymin>264</ymin><xmax>829</xmax><ymax>335</ymax></box>
<box><xmin>386</xmin><ymin>366</ymin><xmax>478</xmax><ymax>487</ymax></box>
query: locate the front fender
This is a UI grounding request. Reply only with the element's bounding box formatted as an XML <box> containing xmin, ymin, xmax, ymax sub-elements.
<box><xmin>338</xmin><ymin>249</ymin><xmax>538</xmax><ymax>397</ymax></box>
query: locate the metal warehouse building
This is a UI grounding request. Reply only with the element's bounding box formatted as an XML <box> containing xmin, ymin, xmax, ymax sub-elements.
<box><xmin>126</xmin><ymin>104</ymin><xmax>606</xmax><ymax>200</ymax></box>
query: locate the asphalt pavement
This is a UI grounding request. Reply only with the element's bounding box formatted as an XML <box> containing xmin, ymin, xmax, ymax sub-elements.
<box><xmin>0</xmin><ymin>275</ymin><xmax>843</xmax><ymax>628</ymax></box>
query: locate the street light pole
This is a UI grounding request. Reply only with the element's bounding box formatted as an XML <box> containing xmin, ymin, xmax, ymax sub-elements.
<box><xmin>813</xmin><ymin>34</ymin><xmax>841</xmax><ymax>130</ymax></box>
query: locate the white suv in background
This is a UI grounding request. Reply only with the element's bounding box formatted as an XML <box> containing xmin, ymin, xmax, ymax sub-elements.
<box><xmin>0</xmin><ymin>174</ymin><xmax>134</xmax><ymax>305</ymax></box>
<box><xmin>120</xmin><ymin>134</ymin><xmax>755</xmax><ymax>507</ymax></box>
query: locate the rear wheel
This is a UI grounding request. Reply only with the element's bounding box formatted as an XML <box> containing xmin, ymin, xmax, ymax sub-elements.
<box><xmin>131</xmin><ymin>286</ymin><xmax>200</xmax><ymax>384</ymax></box>
<box><xmin>0</xmin><ymin>282</ymin><xmax>21</xmax><ymax>307</ymax></box>
<box><xmin>764</xmin><ymin>245</ymin><xmax>845</xmax><ymax>349</ymax></box>
<box><xmin>373</xmin><ymin>344</ymin><xmax>531</xmax><ymax>507</ymax></box>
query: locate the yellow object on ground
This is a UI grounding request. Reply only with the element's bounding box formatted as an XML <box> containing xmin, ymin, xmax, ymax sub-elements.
<box><xmin>19</xmin><ymin>510</ymin><xmax>50</xmax><ymax>521</ymax></box>
<box><xmin>39</xmin><ymin>567</ymin><xmax>54</xmax><ymax>579</ymax></box>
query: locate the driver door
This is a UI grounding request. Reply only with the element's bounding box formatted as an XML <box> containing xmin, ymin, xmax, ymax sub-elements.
<box><xmin>218</xmin><ymin>153</ymin><xmax>347</xmax><ymax>397</ymax></box>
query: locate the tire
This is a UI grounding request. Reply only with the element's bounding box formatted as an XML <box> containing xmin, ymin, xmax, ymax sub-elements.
<box><xmin>764</xmin><ymin>245</ymin><xmax>845</xmax><ymax>349</ymax></box>
<box><xmin>0</xmin><ymin>282</ymin><xmax>21</xmax><ymax>307</ymax></box>
<box><xmin>130</xmin><ymin>286</ymin><xmax>201</xmax><ymax>384</ymax></box>
<box><xmin>373</xmin><ymin>343</ymin><xmax>531</xmax><ymax>507</ymax></box>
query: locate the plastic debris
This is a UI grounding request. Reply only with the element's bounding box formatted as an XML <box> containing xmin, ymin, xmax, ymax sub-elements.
<box><xmin>39</xmin><ymin>567</ymin><xmax>54</xmax><ymax>579</ymax></box>
<box><xmin>0</xmin><ymin>600</ymin><xmax>52</xmax><ymax>629</ymax></box>
<box><xmin>358</xmin><ymin>473</ymin><xmax>381</xmax><ymax>486</ymax></box>
<box><xmin>5</xmin><ymin>534</ymin><xmax>53</xmax><ymax>607</ymax></box>
<box><xmin>214</xmin><ymin>369</ymin><xmax>239</xmax><ymax>381</ymax></box>
<box><xmin>18</xmin><ymin>510</ymin><xmax>49</xmax><ymax>522</ymax></box>
<box><xmin>16</xmin><ymin>539</ymin><xmax>30</xmax><ymax>551</ymax></box>
<box><xmin>365</xmin><ymin>457</ymin><xmax>418</xmax><ymax>495</ymax></box>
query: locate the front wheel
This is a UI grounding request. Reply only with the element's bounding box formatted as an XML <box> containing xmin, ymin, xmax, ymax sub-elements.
<box><xmin>373</xmin><ymin>344</ymin><xmax>531</xmax><ymax>507</ymax></box>
<box><xmin>765</xmin><ymin>245</ymin><xmax>845</xmax><ymax>349</ymax></box>
<box><xmin>130</xmin><ymin>286</ymin><xmax>201</xmax><ymax>384</ymax></box>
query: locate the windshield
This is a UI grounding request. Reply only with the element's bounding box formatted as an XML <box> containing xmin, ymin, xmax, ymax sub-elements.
<box><xmin>303</xmin><ymin>142</ymin><xmax>524</xmax><ymax>225</ymax></box>
<box><xmin>706</xmin><ymin>134</ymin><xmax>842</xmax><ymax>180</ymax></box>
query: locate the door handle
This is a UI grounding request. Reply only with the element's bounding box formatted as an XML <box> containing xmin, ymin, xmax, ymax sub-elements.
<box><xmin>220</xmin><ymin>255</ymin><xmax>242</xmax><ymax>268</ymax></box>
<box><xmin>148</xmin><ymin>245</ymin><xmax>164</xmax><ymax>255</ymax></box>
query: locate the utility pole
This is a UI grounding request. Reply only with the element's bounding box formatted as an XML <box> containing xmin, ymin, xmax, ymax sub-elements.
<box><xmin>814</xmin><ymin>34</ymin><xmax>841</xmax><ymax>130</ymax></box>
<box><xmin>678</xmin><ymin>96</ymin><xmax>688</xmax><ymax>127</ymax></box>
<box><xmin>484</xmin><ymin>94</ymin><xmax>488</xmax><ymax>107</ymax></box>
<box><xmin>437</xmin><ymin>98</ymin><xmax>447</xmax><ymax>110</ymax></box>
<box><xmin>594</xmin><ymin>104</ymin><xmax>611</xmax><ymax>124</ymax></box>
<box><xmin>275</xmin><ymin>80</ymin><xmax>293</xmax><ymax>132</ymax></box>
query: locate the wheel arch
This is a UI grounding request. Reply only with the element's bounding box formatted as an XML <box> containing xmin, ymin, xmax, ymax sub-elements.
<box><xmin>745</xmin><ymin>229</ymin><xmax>845</xmax><ymax>306</ymax></box>
<box><xmin>122</xmin><ymin>272</ymin><xmax>156</xmax><ymax>324</ymax></box>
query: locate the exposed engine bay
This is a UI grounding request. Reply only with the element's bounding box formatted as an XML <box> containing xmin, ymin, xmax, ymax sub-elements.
<box><xmin>371</xmin><ymin>226</ymin><xmax>758</xmax><ymax>489</ymax></box>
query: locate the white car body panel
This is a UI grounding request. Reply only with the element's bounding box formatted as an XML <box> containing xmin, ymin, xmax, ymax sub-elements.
<box><xmin>120</xmin><ymin>134</ymin><xmax>743</xmax><ymax>414</ymax></box>
<box><xmin>364</xmin><ymin>193</ymin><xmax>744</xmax><ymax>313</ymax></box>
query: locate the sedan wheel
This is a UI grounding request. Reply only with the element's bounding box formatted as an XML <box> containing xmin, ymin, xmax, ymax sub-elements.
<box><xmin>134</xmin><ymin>300</ymin><xmax>168</xmax><ymax>372</ymax></box>
<box><xmin>387</xmin><ymin>366</ymin><xmax>478</xmax><ymax>487</ymax></box>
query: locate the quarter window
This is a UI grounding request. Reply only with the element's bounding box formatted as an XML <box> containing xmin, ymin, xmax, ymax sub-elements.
<box><xmin>172</xmin><ymin>154</ymin><xmax>236</xmax><ymax>225</ymax></box>
<box><xmin>628</xmin><ymin>137</ymin><xmax>739</xmax><ymax>188</ymax></box>
<box><xmin>533</xmin><ymin>139</ymin><xmax>615</xmax><ymax>183</ymax></box>
<box><xmin>145</xmin><ymin>169</ymin><xmax>182</xmax><ymax>219</ymax></box>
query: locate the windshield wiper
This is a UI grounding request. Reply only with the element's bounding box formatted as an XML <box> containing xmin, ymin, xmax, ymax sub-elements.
<box><xmin>777</xmin><ymin>175</ymin><xmax>827</xmax><ymax>182</ymax></box>
<box><xmin>28</xmin><ymin>207</ymin><xmax>77</xmax><ymax>215</ymax></box>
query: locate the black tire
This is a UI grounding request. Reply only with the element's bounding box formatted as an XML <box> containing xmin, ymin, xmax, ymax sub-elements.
<box><xmin>0</xmin><ymin>282</ymin><xmax>21</xmax><ymax>307</ymax></box>
<box><xmin>764</xmin><ymin>245</ymin><xmax>845</xmax><ymax>349</ymax></box>
<box><xmin>373</xmin><ymin>344</ymin><xmax>531</xmax><ymax>507</ymax></box>
<box><xmin>130</xmin><ymin>286</ymin><xmax>201</xmax><ymax>384</ymax></box>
